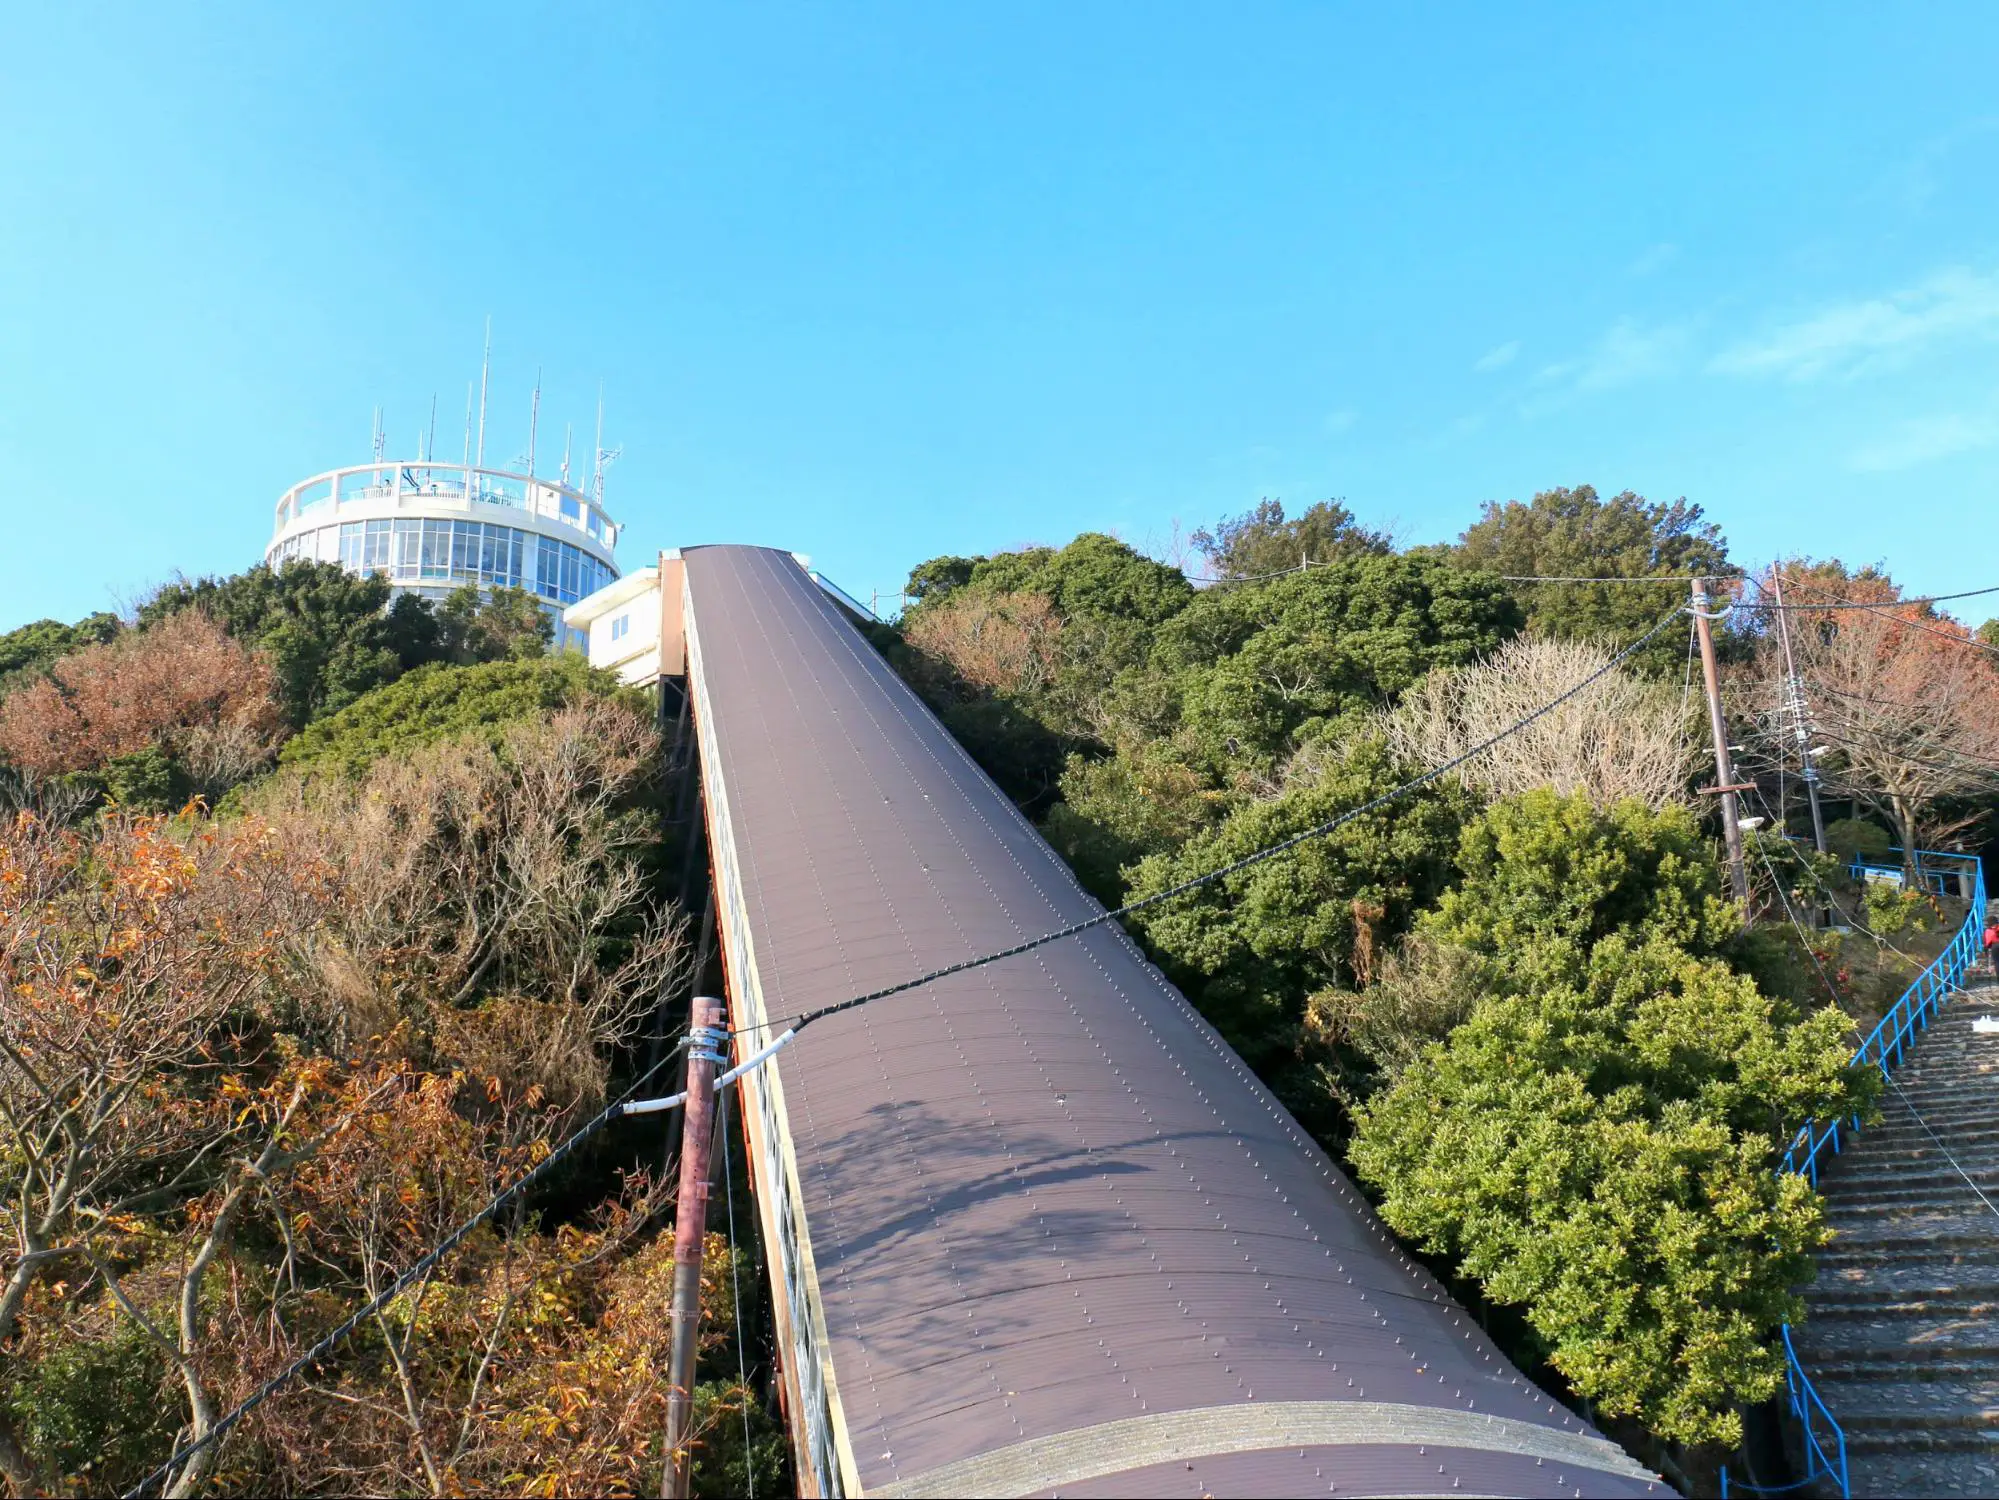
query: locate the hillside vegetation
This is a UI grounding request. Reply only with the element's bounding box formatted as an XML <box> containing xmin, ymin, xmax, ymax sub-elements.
<box><xmin>0</xmin><ymin>563</ymin><xmax>781</xmax><ymax>1497</ymax></box>
<box><xmin>884</xmin><ymin>485</ymin><xmax>1991</xmax><ymax>1461</ymax></box>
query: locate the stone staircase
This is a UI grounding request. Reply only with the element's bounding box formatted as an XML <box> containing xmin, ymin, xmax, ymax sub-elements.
<box><xmin>1790</xmin><ymin>984</ymin><xmax>1999</xmax><ymax>1498</ymax></box>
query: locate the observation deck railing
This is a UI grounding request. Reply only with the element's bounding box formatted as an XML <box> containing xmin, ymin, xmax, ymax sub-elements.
<box><xmin>1726</xmin><ymin>847</ymin><xmax>1986</xmax><ymax>1500</ymax></box>
<box><xmin>274</xmin><ymin>462</ymin><xmax>617</xmax><ymax>549</ymax></box>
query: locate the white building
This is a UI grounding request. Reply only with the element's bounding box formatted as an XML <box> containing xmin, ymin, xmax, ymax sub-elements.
<box><xmin>564</xmin><ymin>551</ymin><xmax>877</xmax><ymax>686</ymax></box>
<box><xmin>264</xmin><ymin>461</ymin><xmax>620</xmax><ymax>652</ymax></box>
<box><xmin>563</xmin><ymin>553</ymin><xmax>683</xmax><ymax>686</ymax></box>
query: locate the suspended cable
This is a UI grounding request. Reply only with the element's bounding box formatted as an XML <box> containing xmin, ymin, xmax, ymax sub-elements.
<box><xmin>1768</xmin><ymin>575</ymin><xmax>1999</xmax><ymax>659</ymax></box>
<box><xmin>733</xmin><ymin>600</ymin><xmax>1691</xmax><ymax>1041</ymax></box>
<box><xmin>1749</xmin><ymin>580</ymin><xmax>1999</xmax><ymax>613</ymax></box>
<box><xmin>1807</xmin><ymin>725</ymin><xmax>1999</xmax><ymax>786</ymax></box>
<box><xmin>1496</xmin><ymin>573</ymin><xmax>1708</xmax><ymax>584</ymax></box>
<box><xmin>1186</xmin><ymin>562</ymin><xmax>1720</xmax><ymax>587</ymax></box>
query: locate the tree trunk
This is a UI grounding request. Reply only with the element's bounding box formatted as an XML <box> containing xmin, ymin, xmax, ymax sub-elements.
<box><xmin>1889</xmin><ymin>793</ymin><xmax>1920</xmax><ymax>877</ymax></box>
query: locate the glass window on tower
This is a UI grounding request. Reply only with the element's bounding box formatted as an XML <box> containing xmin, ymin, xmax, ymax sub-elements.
<box><xmin>419</xmin><ymin>519</ymin><xmax>449</xmax><ymax>580</ymax></box>
<box><xmin>537</xmin><ymin>537</ymin><xmax>561</xmax><ymax>600</ymax></box>
<box><xmin>394</xmin><ymin>519</ymin><xmax>421</xmax><ymax>578</ymax></box>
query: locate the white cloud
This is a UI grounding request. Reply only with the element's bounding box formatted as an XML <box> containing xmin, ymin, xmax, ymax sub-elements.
<box><xmin>1535</xmin><ymin>318</ymin><xmax>1690</xmax><ymax>395</ymax></box>
<box><xmin>1322</xmin><ymin>408</ymin><xmax>1357</xmax><ymax>435</ymax></box>
<box><xmin>1712</xmin><ymin>267</ymin><xmax>1999</xmax><ymax>382</ymax></box>
<box><xmin>1849</xmin><ymin>403</ymin><xmax>1999</xmax><ymax>471</ymax></box>
<box><xmin>1627</xmin><ymin>243</ymin><xmax>1679</xmax><ymax>277</ymax></box>
<box><xmin>1474</xmin><ymin>340</ymin><xmax>1520</xmax><ymax>373</ymax></box>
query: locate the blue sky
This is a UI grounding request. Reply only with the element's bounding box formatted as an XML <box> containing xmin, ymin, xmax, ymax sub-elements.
<box><xmin>4</xmin><ymin>3</ymin><xmax>1998</xmax><ymax>629</ymax></box>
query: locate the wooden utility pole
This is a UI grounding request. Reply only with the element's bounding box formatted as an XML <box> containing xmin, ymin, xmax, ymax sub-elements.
<box><xmin>664</xmin><ymin>997</ymin><xmax>727</xmax><ymax>1499</ymax></box>
<box><xmin>1693</xmin><ymin>578</ymin><xmax>1752</xmax><ymax>912</ymax></box>
<box><xmin>1769</xmin><ymin>567</ymin><xmax>1829</xmax><ymax>855</ymax></box>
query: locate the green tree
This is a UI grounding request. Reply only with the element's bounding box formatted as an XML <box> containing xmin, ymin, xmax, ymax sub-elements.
<box><xmin>1348</xmin><ymin>791</ymin><xmax>1873</xmax><ymax>1446</ymax></box>
<box><xmin>939</xmin><ymin>533</ymin><xmax>1195</xmax><ymax>657</ymax></box>
<box><xmin>276</xmin><ymin>655</ymin><xmax>642</xmax><ymax>779</ymax></box>
<box><xmin>0</xmin><ymin>613</ymin><xmax>121</xmax><ymax>695</ymax></box>
<box><xmin>436</xmin><ymin>582</ymin><xmax>555</xmax><ymax>663</ymax></box>
<box><xmin>140</xmin><ymin>562</ymin><xmax>444</xmax><ymax>727</ymax></box>
<box><xmin>1125</xmin><ymin>733</ymin><xmax>1473</xmax><ymax>1090</ymax></box>
<box><xmin>1148</xmin><ymin>553</ymin><xmax>1522</xmax><ymax>773</ymax></box>
<box><xmin>1446</xmin><ymin>485</ymin><xmax>1731</xmax><ymax>673</ymax></box>
<box><xmin>1191</xmin><ymin>498</ymin><xmax>1391</xmax><ymax>579</ymax></box>
<box><xmin>903</xmin><ymin>555</ymin><xmax>979</xmax><ymax>604</ymax></box>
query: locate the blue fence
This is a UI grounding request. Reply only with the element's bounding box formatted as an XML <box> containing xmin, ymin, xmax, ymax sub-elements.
<box><xmin>1729</xmin><ymin>848</ymin><xmax>1986</xmax><ymax>1500</ymax></box>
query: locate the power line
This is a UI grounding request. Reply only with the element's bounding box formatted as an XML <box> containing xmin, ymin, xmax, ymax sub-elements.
<box><xmin>1186</xmin><ymin>562</ymin><xmax>1718</xmax><ymax>587</ymax></box>
<box><xmin>1750</xmin><ymin>580</ymin><xmax>1999</xmax><ymax>613</ymax></box>
<box><xmin>734</xmin><ymin>600</ymin><xmax>1692</xmax><ymax>1041</ymax></box>
<box><xmin>1768</xmin><ymin>574</ymin><xmax>1999</xmax><ymax>659</ymax></box>
<box><xmin>1496</xmin><ymin>573</ymin><xmax>1708</xmax><ymax>584</ymax></box>
<box><xmin>1808</xmin><ymin>725</ymin><xmax>1999</xmax><ymax>786</ymax></box>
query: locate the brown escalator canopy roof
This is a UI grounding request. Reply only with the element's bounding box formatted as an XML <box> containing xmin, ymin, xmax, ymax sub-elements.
<box><xmin>683</xmin><ymin>544</ymin><xmax>1662</xmax><ymax>1500</ymax></box>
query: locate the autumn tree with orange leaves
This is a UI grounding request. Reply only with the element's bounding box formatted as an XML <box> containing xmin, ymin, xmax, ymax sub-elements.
<box><xmin>0</xmin><ymin>612</ymin><xmax>284</xmax><ymax>807</ymax></box>
<box><xmin>0</xmin><ymin>684</ymin><xmax>761</xmax><ymax>1499</ymax></box>
<box><xmin>1764</xmin><ymin>561</ymin><xmax>1999</xmax><ymax>861</ymax></box>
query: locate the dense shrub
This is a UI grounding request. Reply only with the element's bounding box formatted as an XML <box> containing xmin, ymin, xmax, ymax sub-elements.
<box><xmin>277</xmin><ymin>655</ymin><xmax>643</xmax><ymax>778</ymax></box>
<box><xmin>1349</xmin><ymin>792</ymin><xmax>1873</xmax><ymax>1447</ymax></box>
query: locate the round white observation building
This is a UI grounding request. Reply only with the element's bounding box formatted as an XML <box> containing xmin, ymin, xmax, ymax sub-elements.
<box><xmin>265</xmin><ymin>461</ymin><xmax>619</xmax><ymax>652</ymax></box>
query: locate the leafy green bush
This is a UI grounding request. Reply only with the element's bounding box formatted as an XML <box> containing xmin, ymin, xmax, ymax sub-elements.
<box><xmin>1349</xmin><ymin>791</ymin><xmax>1874</xmax><ymax>1447</ymax></box>
<box><xmin>1</xmin><ymin>1320</ymin><xmax>174</xmax><ymax>1490</ymax></box>
<box><xmin>277</xmin><ymin>656</ymin><xmax>645</xmax><ymax>779</ymax></box>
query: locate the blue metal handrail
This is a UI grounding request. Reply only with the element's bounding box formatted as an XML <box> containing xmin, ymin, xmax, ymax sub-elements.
<box><xmin>1743</xmin><ymin>846</ymin><xmax>1986</xmax><ymax>1500</ymax></box>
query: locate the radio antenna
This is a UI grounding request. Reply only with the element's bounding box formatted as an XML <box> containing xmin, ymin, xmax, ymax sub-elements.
<box><xmin>526</xmin><ymin>367</ymin><xmax>541</xmax><ymax>476</ymax></box>
<box><xmin>475</xmin><ymin>316</ymin><xmax>491</xmax><ymax>468</ymax></box>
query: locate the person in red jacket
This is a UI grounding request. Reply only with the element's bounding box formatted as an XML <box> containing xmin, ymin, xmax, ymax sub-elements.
<box><xmin>1984</xmin><ymin>917</ymin><xmax>1999</xmax><ymax>979</ymax></box>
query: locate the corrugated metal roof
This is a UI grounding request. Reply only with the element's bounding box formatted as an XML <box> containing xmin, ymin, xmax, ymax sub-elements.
<box><xmin>684</xmin><ymin>545</ymin><xmax>1662</xmax><ymax>1500</ymax></box>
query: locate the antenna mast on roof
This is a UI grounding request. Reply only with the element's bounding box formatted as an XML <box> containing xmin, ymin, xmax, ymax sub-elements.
<box><xmin>425</xmin><ymin>393</ymin><xmax>438</xmax><ymax>464</ymax></box>
<box><xmin>371</xmin><ymin>406</ymin><xmax>385</xmax><ymax>462</ymax></box>
<box><xmin>475</xmin><ymin>316</ymin><xmax>491</xmax><ymax>468</ymax></box>
<box><xmin>526</xmin><ymin>367</ymin><xmax>541</xmax><ymax>477</ymax></box>
<box><xmin>560</xmin><ymin>423</ymin><xmax>573</xmax><ymax>486</ymax></box>
<box><xmin>462</xmin><ymin>382</ymin><xmax>474</xmax><ymax>466</ymax></box>
<box><xmin>592</xmin><ymin>385</ymin><xmax>621</xmax><ymax>506</ymax></box>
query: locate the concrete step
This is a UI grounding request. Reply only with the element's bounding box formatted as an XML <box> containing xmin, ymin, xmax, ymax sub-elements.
<box><xmin>1816</xmin><ymin>1222</ymin><xmax>1999</xmax><ymax>1262</ymax></box>
<box><xmin>1791</xmin><ymin>1310</ymin><xmax>1999</xmax><ymax>1361</ymax></box>
<box><xmin>1790</xmin><ymin>990</ymin><xmax>1999</xmax><ymax>1497</ymax></box>
<box><xmin>1821</xmin><ymin>1379</ymin><xmax>1999</xmax><ymax>1432</ymax></box>
<box><xmin>1821</xmin><ymin>1176</ymin><xmax>1999</xmax><ymax>1209</ymax></box>
<box><xmin>1809</xmin><ymin>1351</ymin><xmax>1999</xmax><ymax>1383</ymax></box>
<box><xmin>1819</xmin><ymin>1179</ymin><xmax>1999</xmax><ymax>1211</ymax></box>
<box><xmin>1844</xmin><ymin>1450</ymin><xmax>1999</xmax><ymax>1500</ymax></box>
<box><xmin>1844</xmin><ymin>1428</ymin><xmax>1999</xmax><ymax>1457</ymax></box>
<box><xmin>1812</xmin><ymin>1263</ymin><xmax>1999</xmax><ymax>1301</ymax></box>
<box><xmin>1821</xmin><ymin>1131</ymin><xmax>1999</xmax><ymax>1160</ymax></box>
<box><xmin>1801</xmin><ymin>1292</ymin><xmax>1999</xmax><ymax>1323</ymax></box>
